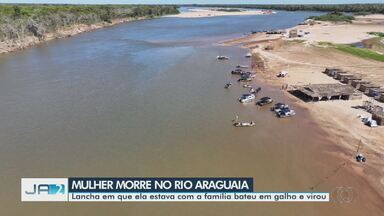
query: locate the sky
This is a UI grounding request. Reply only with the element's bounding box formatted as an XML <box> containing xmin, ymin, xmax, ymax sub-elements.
<box><xmin>0</xmin><ymin>0</ymin><xmax>382</xmax><ymax>4</ymax></box>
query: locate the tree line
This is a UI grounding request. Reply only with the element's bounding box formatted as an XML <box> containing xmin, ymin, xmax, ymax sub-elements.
<box><xmin>309</xmin><ymin>12</ymin><xmax>355</xmax><ymax>23</ymax></box>
<box><xmin>186</xmin><ymin>4</ymin><xmax>384</xmax><ymax>14</ymax></box>
<box><xmin>0</xmin><ymin>4</ymin><xmax>179</xmax><ymax>41</ymax></box>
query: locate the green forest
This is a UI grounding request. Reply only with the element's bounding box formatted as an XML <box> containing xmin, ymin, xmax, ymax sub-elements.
<box><xmin>189</xmin><ymin>4</ymin><xmax>384</xmax><ymax>14</ymax></box>
<box><xmin>309</xmin><ymin>12</ymin><xmax>355</xmax><ymax>23</ymax></box>
<box><xmin>0</xmin><ymin>4</ymin><xmax>179</xmax><ymax>41</ymax></box>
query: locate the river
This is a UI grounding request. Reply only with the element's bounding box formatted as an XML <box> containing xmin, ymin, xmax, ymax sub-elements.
<box><xmin>0</xmin><ymin>9</ymin><xmax>381</xmax><ymax>216</ymax></box>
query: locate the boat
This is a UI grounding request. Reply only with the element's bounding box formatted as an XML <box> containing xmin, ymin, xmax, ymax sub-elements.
<box><xmin>224</xmin><ymin>83</ymin><xmax>232</xmax><ymax>89</ymax></box>
<box><xmin>245</xmin><ymin>53</ymin><xmax>252</xmax><ymax>58</ymax></box>
<box><xmin>250</xmin><ymin>87</ymin><xmax>261</xmax><ymax>94</ymax></box>
<box><xmin>238</xmin><ymin>72</ymin><xmax>255</xmax><ymax>82</ymax></box>
<box><xmin>241</xmin><ymin>71</ymin><xmax>256</xmax><ymax>78</ymax></box>
<box><xmin>233</xmin><ymin>121</ymin><xmax>255</xmax><ymax>127</ymax></box>
<box><xmin>243</xmin><ymin>84</ymin><xmax>252</xmax><ymax>88</ymax></box>
<box><xmin>276</xmin><ymin>108</ymin><xmax>296</xmax><ymax>118</ymax></box>
<box><xmin>217</xmin><ymin>55</ymin><xmax>229</xmax><ymax>60</ymax></box>
<box><xmin>241</xmin><ymin>73</ymin><xmax>251</xmax><ymax>79</ymax></box>
<box><xmin>238</xmin><ymin>77</ymin><xmax>252</xmax><ymax>82</ymax></box>
<box><xmin>256</xmin><ymin>97</ymin><xmax>273</xmax><ymax>106</ymax></box>
<box><xmin>239</xmin><ymin>94</ymin><xmax>256</xmax><ymax>103</ymax></box>
<box><xmin>271</xmin><ymin>103</ymin><xmax>289</xmax><ymax>112</ymax></box>
<box><xmin>236</xmin><ymin>65</ymin><xmax>248</xmax><ymax>68</ymax></box>
<box><xmin>231</xmin><ymin>69</ymin><xmax>243</xmax><ymax>75</ymax></box>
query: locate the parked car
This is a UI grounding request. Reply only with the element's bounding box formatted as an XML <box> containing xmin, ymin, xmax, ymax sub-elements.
<box><xmin>256</xmin><ymin>97</ymin><xmax>273</xmax><ymax>106</ymax></box>
<box><xmin>271</xmin><ymin>103</ymin><xmax>289</xmax><ymax>112</ymax></box>
<box><xmin>276</xmin><ymin>108</ymin><xmax>296</xmax><ymax>118</ymax></box>
<box><xmin>277</xmin><ymin>70</ymin><xmax>288</xmax><ymax>78</ymax></box>
<box><xmin>356</xmin><ymin>154</ymin><xmax>366</xmax><ymax>162</ymax></box>
<box><xmin>239</xmin><ymin>94</ymin><xmax>256</xmax><ymax>103</ymax></box>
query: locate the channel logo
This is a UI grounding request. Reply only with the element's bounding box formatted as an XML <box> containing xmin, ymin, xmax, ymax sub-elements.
<box><xmin>21</xmin><ymin>178</ymin><xmax>68</xmax><ymax>201</ymax></box>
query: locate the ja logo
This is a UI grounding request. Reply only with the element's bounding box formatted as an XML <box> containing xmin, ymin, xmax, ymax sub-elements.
<box><xmin>21</xmin><ymin>178</ymin><xmax>68</xmax><ymax>201</ymax></box>
<box><xmin>25</xmin><ymin>184</ymin><xmax>65</xmax><ymax>195</ymax></box>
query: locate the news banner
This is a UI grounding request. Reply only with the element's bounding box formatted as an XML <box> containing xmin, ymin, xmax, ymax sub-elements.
<box><xmin>21</xmin><ymin>177</ymin><xmax>329</xmax><ymax>202</ymax></box>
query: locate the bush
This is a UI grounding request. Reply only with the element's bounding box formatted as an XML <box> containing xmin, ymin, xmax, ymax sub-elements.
<box><xmin>309</xmin><ymin>12</ymin><xmax>355</xmax><ymax>23</ymax></box>
<box><xmin>368</xmin><ymin>32</ymin><xmax>384</xmax><ymax>37</ymax></box>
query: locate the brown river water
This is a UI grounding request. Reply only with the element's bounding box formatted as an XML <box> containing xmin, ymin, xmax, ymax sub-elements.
<box><xmin>0</xmin><ymin>9</ymin><xmax>382</xmax><ymax>215</ymax></box>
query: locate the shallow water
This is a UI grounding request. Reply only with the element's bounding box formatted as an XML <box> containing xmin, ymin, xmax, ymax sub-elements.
<box><xmin>0</xmin><ymin>10</ymin><xmax>382</xmax><ymax>215</ymax></box>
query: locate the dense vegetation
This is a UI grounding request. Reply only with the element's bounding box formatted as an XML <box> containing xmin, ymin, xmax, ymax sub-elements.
<box><xmin>308</xmin><ymin>12</ymin><xmax>355</xmax><ymax>23</ymax></box>
<box><xmin>368</xmin><ymin>32</ymin><xmax>384</xmax><ymax>37</ymax></box>
<box><xmin>0</xmin><ymin>4</ymin><xmax>179</xmax><ymax>41</ymax></box>
<box><xmin>214</xmin><ymin>8</ymin><xmax>242</xmax><ymax>12</ymax></box>
<box><xmin>188</xmin><ymin>4</ymin><xmax>384</xmax><ymax>14</ymax></box>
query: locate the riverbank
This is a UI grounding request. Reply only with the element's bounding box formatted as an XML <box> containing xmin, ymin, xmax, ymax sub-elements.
<box><xmin>0</xmin><ymin>17</ymin><xmax>147</xmax><ymax>54</ymax></box>
<box><xmin>222</xmin><ymin>14</ymin><xmax>384</xmax><ymax>208</ymax></box>
<box><xmin>166</xmin><ymin>8</ymin><xmax>274</xmax><ymax>18</ymax></box>
<box><xmin>0</xmin><ymin>4</ymin><xmax>179</xmax><ymax>55</ymax></box>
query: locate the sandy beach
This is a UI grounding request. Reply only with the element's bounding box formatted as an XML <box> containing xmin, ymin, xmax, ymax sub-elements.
<box><xmin>223</xmin><ymin>14</ymin><xmax>384</xmax><ymax>203</ymax></box>
<box><xmin>167</xmin><ymin>8</ymin><xmax>274</xmax><ymax>18</ymax></box>
<box><xmin>286</xmin><ymin>19</ymin><xmax>384</xmax><ymax>44</ymax></box>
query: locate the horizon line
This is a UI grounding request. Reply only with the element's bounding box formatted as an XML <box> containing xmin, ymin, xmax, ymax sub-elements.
<box><xmin>0</xmin><ymin>3</ymin><xmax>383</xmax><ymax>5</ymax></box>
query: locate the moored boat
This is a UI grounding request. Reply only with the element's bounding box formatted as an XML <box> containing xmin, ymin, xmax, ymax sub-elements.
<box><xmin>233</xmin><ymin>121</ymin><xmax>255</xmax><ymax>127</ymax></box>
<box><xmin>238</xmin><ymin>77</ymin><xmax>252</xmax><ymax>82</ymax></box>
<box><xmin>217</xmin><ymin>55</ymin><xmax>229</xmax><ymax>60</ymax></box>
<box><xmin>241</xmin><ymin>71</ymin><xmax>256</xmax><ymax>78</ymax></box>
<box><xmin>224</xmin><ymin>83</ymin><xmax>232</xmax><ymax>89</ymax></box>
<box><xmin>250</xmin><ymin>87</ymin><xmax>261</xmax><ymax>94</ymax></box>
<box><xmin>231</xmin><ymin>69</ymin><xmax>243</xmax><ymax>75</ymax></box>
<box><xmin>236</xmin><ymin>65</ymin><xmax>248</xmax><ymax>68</ymax></box>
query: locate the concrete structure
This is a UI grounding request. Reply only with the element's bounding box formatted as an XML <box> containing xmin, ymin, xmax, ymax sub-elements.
<box><xmin>379</xmin><ymin>94</ymin><xmax>384</xmax><ymax>103</ymax></box>
<box><xmin>289</xmin><ymin>29</ymin><xmax>298</xmax><ymax>38</ymax></box>
<box><xmin>342</xmin><ymin>75</ymin><xmax>362</xmax><ymax>85</ymax></box>
<box><xmin>359</xmin><ymin>83</ymin><xmax>381</xmax><ymax>94</ymax></box>
<box><xmin>372</xmin><ymin>106</ymin><xmax>384</xmax><ymax>126</ymax></box>
<box><xmin>333</xmin><ymin>71</ymin><xmax>348</xmax><ymax>79</ymax></box>
<box><xmin>351</xmin><ymin>80</ymin><xmax>370</xmax><ymax>89</ymax></box>
<box><xmin>290</xmin><ymin>83</ymin><xmax>362</xmax><ymax>102</ymax></box>
<box><xmin>339</xmin><ymin>74</ymin><xmax>355</xmax><ymax>83</ymax></box>
<box><xmin>324</xmin><ymin>68</ymin><xmax>343</xmax><ymax>77</ymax></box>
<box><xmin>335</xmin><ymin>73</ymin><xmax>353</xmax><ymax>80</ymax></box>
<box><xmin>368</xmin><ymin>88</ymin><xmax>384</xmax><ymax>97</ymax></box>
